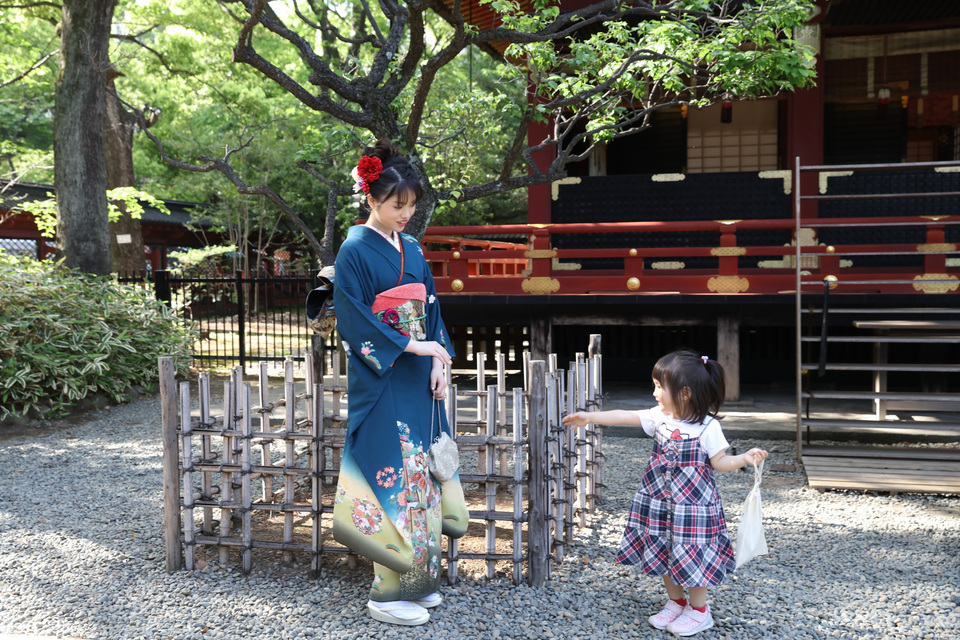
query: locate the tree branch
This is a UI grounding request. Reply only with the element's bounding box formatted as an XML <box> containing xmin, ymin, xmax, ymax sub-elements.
<box><xmin>0</xmin><ymin>49</ymin><xmax>56</xmax><ymax>90</ymax></box>
<box><xmin>234</xmin><ymin>0</ymin><xmax>368</xmax><ymax>106</ymax></box>
<box><xmin>119</xmin><ymin>94</ymin><xmax>325</xmax><ymax>261</ymax></box>
<box><xmin>110</xmin><ymin>34</ymin><xmax>193</xmax><ymax>76</ymax></box>
<box><xmin>358</xmin><ymin>0</ymin><xmax>386</xmax><ymax>44</ymax></box>
<box><xmin>0</xmin><ymin>2</ymin><xmax>61</xmax><ymax>8</ymax></box>
<box><xmin>400</xmin><ymin>2</ymin><xmax>462</xmax><ymax>148</ymax></box>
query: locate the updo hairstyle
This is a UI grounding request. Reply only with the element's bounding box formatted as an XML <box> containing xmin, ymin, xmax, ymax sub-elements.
<box><xmin>360</xmin><ymin>138</ymin><xmax>423</xmax><ymax>212</ymax></box>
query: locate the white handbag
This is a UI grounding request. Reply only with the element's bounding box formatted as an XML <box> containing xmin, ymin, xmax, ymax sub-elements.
<box><xmin>427</xmin><ymin>399</ymin><xmax>459</xmax><ymax>482</ymax></box>
<box><xmin>735</xmin><ymin>460</ymin><xmax>769</xmax><ymax>569</ymax></box>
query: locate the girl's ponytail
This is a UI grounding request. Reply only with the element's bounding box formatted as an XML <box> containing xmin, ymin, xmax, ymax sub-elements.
<box><xmin>653</xmin><ymin>350</ymin><xmax>726</xmax><ymax>424</ymax></box>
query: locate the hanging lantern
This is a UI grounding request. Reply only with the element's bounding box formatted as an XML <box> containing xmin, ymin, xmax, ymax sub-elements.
<box><xmin>876</xmin><ymin>86</ymin><xmax>891</xmax><ymax>119</ymax></box>
<box><xmin>720</xmin><ymin>100</ymin><xmax>733</xmax><ymax>124</ymax></box>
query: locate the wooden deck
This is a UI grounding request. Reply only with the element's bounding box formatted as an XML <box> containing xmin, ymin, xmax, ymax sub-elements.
<box><xmin>802</xmin><ymin>445</ymin><xmax>960</xmax><ymax>495</ymax></box>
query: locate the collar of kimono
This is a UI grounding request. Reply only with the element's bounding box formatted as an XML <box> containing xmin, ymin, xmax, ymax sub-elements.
<box><xmin>363</xmin><ymin>224</ymin><xmax>405</xmax><ymax>286</ymax></box>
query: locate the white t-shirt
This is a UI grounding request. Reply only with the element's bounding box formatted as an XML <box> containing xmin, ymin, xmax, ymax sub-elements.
<box><xmin>635</xmin><ymin>407</ymin><xmax>730</xmax><ymax>459</ymax></box>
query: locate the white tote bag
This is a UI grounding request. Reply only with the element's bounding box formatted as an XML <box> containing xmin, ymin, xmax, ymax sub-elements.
<box><xmin>735</xmin><ymin>460</ymin><xmax>769</xmax><ymax>569</ymax></box>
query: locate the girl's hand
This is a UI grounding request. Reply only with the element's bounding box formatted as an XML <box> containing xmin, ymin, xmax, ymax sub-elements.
<box><xmin>743</xmin><ymin>448</ymin><xmax>768</xmax><ymax>467</ymax></box>
<box><xmin>404</xmin><ymin>340</ymin><xmax>452</xmax><ymax>365</ymax></box>
<box><xmin>562</xmin><ymin>412</ymin><xmax>590</xmax><ymax>429</ymax></box>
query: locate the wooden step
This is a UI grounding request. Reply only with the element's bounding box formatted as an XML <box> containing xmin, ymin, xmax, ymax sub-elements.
<box><xmin>801</xmin><ymin>335</ymin><xmax>960</xmax><ymax>344</ymax></box>
<box><xmin>802</xmin><ymin>308</ymin><xmax>958</xmax><ymax>315</ymax></box>
<box><xmin>801</xmin><ymin>445</ymin><xmax>960</xmax><ymax>494</ymax></box>
<box><xmin>800</xmin><ymin>418</ymin><xmax>960</xmax><ymax>436</ymax></box>
<box><xmin>801</xmin><ymin>390</ymin><xmax>960</xmax><ymax>402</ymax></box>
<box><xmin>802</xmin><ymin>445</ymin><xmax>960</xmax><ymax>461</ymax></box>
<box><xmin>801</xmin><ymin>363</ymin><xmax>960</xmax><ymax>372</ymax></box>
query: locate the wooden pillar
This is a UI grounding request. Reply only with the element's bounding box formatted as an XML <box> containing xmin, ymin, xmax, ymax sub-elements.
<box><xmin>527</xmin><ymin>115</ymin><xmax>554</xmax><ymax>224</ymax></box>
<box><xmin>159</xmin><ymin>357</ymin><xmax>182</xmax><ymax>572</ymax></box>
<box><xmin>530</xmin><ymin>313</ymin><xmax>553</xmax><ymax>363</ymax></box>
<box><xmin>527</xmin><ymin>360</ymin><xmax>548</xmax><ymax>588</ymax></box>
<box><xmin>786</xmin><ymin>7</ymin><xmax>825</xmax><ymax>223</ymax></box>
<box><xmin>717</xmin><ymin>316</ymin><xmax>740</xmax><ymax>402</ymax></box>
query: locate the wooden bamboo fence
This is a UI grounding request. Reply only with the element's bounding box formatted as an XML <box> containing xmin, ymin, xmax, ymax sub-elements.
<box><xmin>160</xmin><ymin>336</ymin><xmax>604</xmax><ymax>587</ymax></box>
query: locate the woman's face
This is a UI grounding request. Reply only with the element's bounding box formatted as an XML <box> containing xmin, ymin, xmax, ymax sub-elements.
<box><xmin>368</xmin><ymin>190</ymin><xmax>417</xmax><ymax>235</ymax></box>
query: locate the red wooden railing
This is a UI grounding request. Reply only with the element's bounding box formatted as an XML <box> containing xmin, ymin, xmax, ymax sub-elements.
<box><xmin>423</xmin><ymin>214</ymin><xmax>960</xmax><ymax>296</ymax></box>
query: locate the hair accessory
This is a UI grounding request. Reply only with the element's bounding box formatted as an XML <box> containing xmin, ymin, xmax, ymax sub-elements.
<box><xmin>351</xmin><ymin>155</ymin><xmax>383</xmax><ymax>194</ymax></box>
<box><xmin>701</xmin><ymin>355</ymin><xmax>709</xmax><ymax>363</ymax></box>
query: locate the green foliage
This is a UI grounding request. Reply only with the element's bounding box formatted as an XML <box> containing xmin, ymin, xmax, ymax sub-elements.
<box><xmin>166</xmin><ymin>244</ymin><xmax>238</xmax><ymax>275</ymax></box>
<box><xmin>18</xmin><ymin>188</ymin><xmax>172</xmax><ymax>238</ymax></box>
<box><xmin>0</xmin><ymin>251</ymin><xmax>195</xmax><ymax>421</ymax></box>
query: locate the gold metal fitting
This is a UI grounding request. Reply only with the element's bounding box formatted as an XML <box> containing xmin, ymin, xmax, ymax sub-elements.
<box><xmin>823</xmin><ymin>274</ymin><xmax>838</xmax><ymax>290</ymax></box>
<box><xmin>629</xmin><ymin>249</ymin><xmax>638</xmax><ymax>257</ymax></box>
<box><xmin>825</xmin><ymin>246</ymin><xmax>835</xmax><ymax>254</ymax></box>
<box><xmin>452</xmin><ymin>251</ymin><xmax>461</xmax><ymax>259</ymax></box>
<box><xmin>627</xmin><ymin>277</ymin><xmax>640</xmax><ymax>291</ymax></box>
<box><xmin>451</xmin><ymin>279</ymin><xmax>464</xmax><ymax>292</ymax></box>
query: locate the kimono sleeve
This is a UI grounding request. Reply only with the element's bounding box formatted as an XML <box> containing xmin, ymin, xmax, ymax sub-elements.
<box><xmin>333</xmin><ymin>242</ymin><xmax>409</xmax><ymax>376</ymax></box>
<box><xmin>423</xmin><ymin>258</ymin><xmax>456</xmax><ymax>359</ymax></box>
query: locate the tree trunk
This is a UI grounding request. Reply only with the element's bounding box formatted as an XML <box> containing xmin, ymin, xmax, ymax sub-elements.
<box><xmin>54</xmin><ymin>0</ymin><xmax>117</xmax><ymax>276</ymax></box>
<box><xmin>404</xmin><ymin>150</ymin><xmax>437</xmax><ymax>241</ymax></box>
<box><xmin>104</xmin><ymin>71</ymin><xmax>146</xmax><ymax>274</ymax></box>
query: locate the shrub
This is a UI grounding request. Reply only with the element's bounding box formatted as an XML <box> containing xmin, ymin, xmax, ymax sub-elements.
<box><xmin>0</xmin><ymin>251</ymin><xmax>195</xmax><ymax>421</ymax></box>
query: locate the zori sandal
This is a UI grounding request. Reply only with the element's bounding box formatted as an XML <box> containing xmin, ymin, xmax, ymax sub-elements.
<box><xmin>412</xmin><ymin>592</ymin><xmax>442</xmax><ymax>608</ymax></box>
<box><xmin>367</xmin><ymin>600</ymin><xmax>430</xmax><ymax>626</ymax></box>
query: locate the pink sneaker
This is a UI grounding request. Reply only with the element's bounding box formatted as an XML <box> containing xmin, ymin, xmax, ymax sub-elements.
<box><xmin>648</xmin><ymin>599</ymin><xmax>685</xmax><ymax>630</ymax></box>
<box><xmin>666</xmin><ymin>604</ymin><xmax>714</xmax><ymax>636</ymax></box>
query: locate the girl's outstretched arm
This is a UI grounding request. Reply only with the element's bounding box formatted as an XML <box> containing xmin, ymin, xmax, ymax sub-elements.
<box><xmin>562</xmin><ymin>410</ymin><xmax>642</xmax><ymax>429</ymax></box>
<box><xmin>709</xmin><ymin>447</ymin><xmax>768</xmax><ymax>472</ymax></box>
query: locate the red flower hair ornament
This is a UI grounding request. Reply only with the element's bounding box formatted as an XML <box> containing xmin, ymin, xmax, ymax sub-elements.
<box><xmin>351</xmin><ymin>155</ymin><xmax>383</xmax><ymax>194</ymax></box>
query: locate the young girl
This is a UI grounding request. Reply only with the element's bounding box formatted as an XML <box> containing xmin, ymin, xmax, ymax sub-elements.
<box><xmin>563</xmin><ymin>350</ymin><xmax>767</xmax><ymax>637</ymax></box>
<box><xmin>332</xmin><ymin>139</ymin><xmax>468</xmax><ymax>626</ymax></box>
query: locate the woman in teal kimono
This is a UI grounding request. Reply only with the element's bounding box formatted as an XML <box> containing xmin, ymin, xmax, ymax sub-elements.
<box><xmin>332</xmin><ymin>139</ymin><xmax>468</xmax><ymax>626</ymax></box>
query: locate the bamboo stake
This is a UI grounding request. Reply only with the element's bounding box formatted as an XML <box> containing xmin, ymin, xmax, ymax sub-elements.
<box><xmin>565</xmin><ymin>366</ymin><xmax>577</xmax><ymax>543</ymax></box>
<box><xmin>496</xmin><ymin>353</ymin><xmax>508</xmax><ymax>479</ymax></box>
<box><xmin>446</xmin><ymin>383</ymin><xmax>460</xmax><ymax>585</ymax></box>
<box><xmin>179</xmin><ymin>380</ymin><xmax>195</xmax><ymax>571</ymax></box>
<box><xmin>331</xmin><ymin>348</ymin><xmax>343</xmax><ymax>473</ymax></box>
<box><xmin>476</xmin><ymin>352</ymin><xmax>487</xmax><ymax>472</ymax></box>
<box><xmin>240</xmin><ymin>382</ymin><xmax>253</xmax><ymax>574</ymax></box>
<box><xmin>485</xmin><ymin>385</ymin><xmax>497</xmax><ymax>580</ymax></box>
<box><xmin>283</xmin><ymin>379</ymin><xmax>296</xmax><ymax>565</ymax></box>
<box><xmin>511</xmin><ymin>387</ymin><xmax>524</xmax><ymax>585</ymax></box>
<box><xmin>159</xmin><ymin>357</ymin><xmax>181</xmax><ymax>572</ymax></box>
<box><xmin>589</xmin><ymin>353</ymin><xmax>603</xmax><ymax>506</ymax></box>
<box><xmin>220</xmin><ymin>379</ymin><xmax>234</xmax><ymax>565</ymax></box>
<box><xmin>311</xmin><ymin>379</ymin><xmax>323</xmax><ymax>578</ymax></box>
<box><xmin>259</xmin><ymin>362</ymin><xmax>273</xmax><ymax>505</ymax></box>
<box><xmin>546</xmin><ymin>370</ymin><xmax>562</xmax><ymax>570</ymax></box>
<box><xmin>576</xmin><ymin>354</ymin><xmax>588</xmax><ymax>528</ymax></box>
<box><xmin>199</xmin><ymin>372</ymin><xmax>214</xmax><ymax>535</ymax></box>
<box><xmin>305</xmin><ymin>353</ymin><xmax>315</xmax><ymax>429</ymax></box>
<box><xmin>585</xmin><ymin>355</ymin><xmax>597</xmax><ymax>513</ymax></box>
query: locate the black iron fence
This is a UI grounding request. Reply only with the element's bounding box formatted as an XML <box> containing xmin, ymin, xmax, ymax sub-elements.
<box><xmin>120</xmin><ymin>270</ymin><xmax>326</xmax><ymax>374</ymax></box>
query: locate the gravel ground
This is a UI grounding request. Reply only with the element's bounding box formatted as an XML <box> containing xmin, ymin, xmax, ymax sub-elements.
<box><xmin>1</xmin><ymin>393</ymin><xmax>959</xmax><ymax>640</ymax></box>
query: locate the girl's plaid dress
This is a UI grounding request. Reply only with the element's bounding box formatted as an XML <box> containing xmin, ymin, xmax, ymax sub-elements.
<box><xmin>615</xmin><ymin>424</ymin><xmax>736</xmax><ymax>586</ymax></box>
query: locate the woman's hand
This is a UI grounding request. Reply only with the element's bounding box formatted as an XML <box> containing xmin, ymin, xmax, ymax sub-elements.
<box><xmin>429</xmin><ymin>361</ymin><xmax>446</xmax><ymax>400</ymax></box>
<box><xmin>403</xmin><ymin>340</ymin><xmax>452</xmax><ymax>365</ymax></box>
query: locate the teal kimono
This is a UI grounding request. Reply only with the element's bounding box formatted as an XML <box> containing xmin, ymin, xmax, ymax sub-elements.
<box><xmin>332</xmin><ymin>225</ymin><xmax>468</xmax><ymax>601</ymax></box>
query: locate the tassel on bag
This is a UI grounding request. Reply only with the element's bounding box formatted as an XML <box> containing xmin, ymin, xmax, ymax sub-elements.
<box><xmin>427</xmin><ymin>398</ymin><xmax>459</xmax><ymax>482</ymax></box>
<box><xmin>734</xmin><ymin>460</ymin><xmax>769</xmax><ymax>569</ymax></box>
